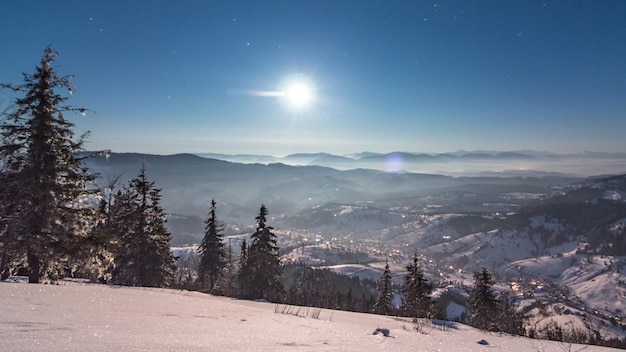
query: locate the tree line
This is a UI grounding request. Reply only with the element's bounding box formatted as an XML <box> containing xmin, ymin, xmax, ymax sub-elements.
<box><xmin>368</xmin><ymin>257</ymin><xmax>524</xmax><ymax>335</ymax></box>
<box><xmin>1</xmin><ymin>49</ymin><xmax>625</xmax><ymax>349</ymax></box>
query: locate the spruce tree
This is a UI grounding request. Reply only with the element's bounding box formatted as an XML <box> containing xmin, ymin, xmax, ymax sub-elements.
<box><xmin>0</xmin><ymin>171</ymin><xmax>22</xmax><ymax>280</ymax></box>
<box><xmin>215</xmin><ymin>239</ymin><xmax>238</xmax><ymax>297</ymax></box>
<box><xmin>372</xmin><ymin>260</ymin><xmax>393</xmax><ymax>315</ymax></box>
<box><xmin>401</xmin><ymin>252</ymin><xmax>433</xmax><ymax>318</ymax></box>
<box><xmin>69</xmin><ymin>175</ymin><xmax>122</xmax><ymax>282</ymax></box>
<box><xmin>237</xmin><ymin>238</ymin><xmax>251</xmax><ymax>298</ymax></box>
<box><xmin>0</xmin><ymin>48</ymin><xmax>98</xmax><ymax>283</ymax></box>
<box><xmin>197</xmin><ymin>199</ymin><xmax>226</xmax><ymax>293</ymax></box>
<box><xmin>469</xmin><ymin>267</ymin><xmax>499</xmax><ymax>331</ymax></box>
<box><xmin>245</xmin><ymin>204</ymin><xmax>284</xmax><ymax>302</ymax></box>
<box><xmin>110</xmin><ymin>166</ymin><xmax>176</xmax><ymax>287</ymax></box>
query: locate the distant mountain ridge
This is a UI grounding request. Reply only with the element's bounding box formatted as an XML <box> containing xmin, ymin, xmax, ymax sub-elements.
<box><xmin>188</xmin><ymin>150</ymin><xmax>626</xmax><ymax>177</ymax></box>
<box><xmin>83</xmin><ymin>151</ymin><xmax>595</xmax><ymax>222</ymax></box>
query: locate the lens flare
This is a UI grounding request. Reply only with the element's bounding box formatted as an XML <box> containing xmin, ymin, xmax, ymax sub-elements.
<box><xmin>385</xmin><ymin>153</ymin><xmax>404</xmax><ymax>172</ymax></box>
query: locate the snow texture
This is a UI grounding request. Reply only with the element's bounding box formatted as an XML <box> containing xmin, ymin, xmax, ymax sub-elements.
<box><xmin>1</xmin><ymin>280</ymin><xmax>616</xmax><ymax>351</ymax></box>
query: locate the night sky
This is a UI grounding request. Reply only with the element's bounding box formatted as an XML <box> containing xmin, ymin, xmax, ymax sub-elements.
<box><xmin>1</xmin><ymin>1</ymin><xmax>625</xmax><ymax>156</ymax></box>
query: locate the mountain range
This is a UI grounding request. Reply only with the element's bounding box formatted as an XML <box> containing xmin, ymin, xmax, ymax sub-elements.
<box><xmin>196</xmin><ymin>150</ymin><xmax>626</xmax><ymax>176</ymax></box>
<box><xmin>83</xmin><ymin>151</ymin><xmax>626</xmax><ymax>340</ymax></box>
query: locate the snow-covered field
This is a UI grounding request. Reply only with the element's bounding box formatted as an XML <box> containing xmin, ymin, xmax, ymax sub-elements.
<box><xmin>1</xmin><ymin>281</ymin><xmax>617</xmax><ymax>351</ymax></box>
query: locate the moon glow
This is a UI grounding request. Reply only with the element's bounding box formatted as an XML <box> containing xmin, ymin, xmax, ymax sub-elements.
<box><xmin>284</xmin><ymin>83</ymin><xmax>314</xmax><ymax>108</ymax></box>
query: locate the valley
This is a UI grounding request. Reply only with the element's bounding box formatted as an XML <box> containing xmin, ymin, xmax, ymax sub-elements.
<box><xmin>86</xmin><ymin>151</ymin><xmax>626</xmax><ymax>341</ymax></box>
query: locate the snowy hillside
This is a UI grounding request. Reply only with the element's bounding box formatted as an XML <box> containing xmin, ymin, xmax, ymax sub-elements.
<box><xmin>504</xmin><ymin>252</ymin><xmax>626</xmax><ymax>338</ymax></box>
<box><xmin>1</xmin><ymin>280</ymin><xmax>617</xmax><ymax>351</ymax></box>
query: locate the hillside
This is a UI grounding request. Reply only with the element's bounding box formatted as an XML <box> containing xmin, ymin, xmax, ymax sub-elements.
<box><xmin>0</xmin><ymin>280</ymin><xmax>617</xmax><ymax>351</ymax></box>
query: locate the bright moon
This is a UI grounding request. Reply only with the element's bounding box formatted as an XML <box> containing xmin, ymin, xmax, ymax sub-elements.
<box><xmin>285</xmin><ymin>83</ymin><xmax>314</xmax><ymax>107</ymax></box>
<box><xmin>279</xmin><ymin>74</ymin><xmax>316</xmax><ymax>111</ymax></box>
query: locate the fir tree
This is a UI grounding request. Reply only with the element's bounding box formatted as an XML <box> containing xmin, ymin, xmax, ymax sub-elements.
<box><xmin>245</xmin><ymin>204</ymin><xmax>284</xmax><ymax>302</ymax></box>
<box><xmin>214</xmin><ymin>238</ymin><xmax>238</xmax><ymax>297</ymax></box>
<box><xmin>70</xmin><ymin>175</ymin><xmax>123</xmax><ymax>282</ymax></box>
<box><xmin>197</xmin><ymin>199</ymin><xmax>226</xmax><ymax>293</ymax></box>
<box><xmin>401</xmin><ymin>252</ymin><xmax>433</xmax><ymax>318</ymax></box>
<box><xmin>372</xmin><ymin>260</ymin><xmax>393</xmax><ymax>315</ymax></box>
<box><xmin>96</xmin><ymin>174</ymin><xmax>122</xmax><ymax>232</ymax></box>
<box><xmin>469</xmin><ymin>267</ymin><xmax>499</xmax><ymax>331</ymax></box>
<box><xmin>0</xmin><ymin>171</ymin><xmax>22</xmax><ymax>280</ymax></box>
<box><xmin>110</xmin><ymin>166</ymin><xmax>176</xmax><ymax>287</ymax></box>
<box><xmin>0</xmin><ymin>48</ymin><xmax>99</xmax><ymax>283</ymax></box>
<box><xmin>237</xmin><ymin>238</ymin><xmax>250</xmax><ymax>298</ymax></box>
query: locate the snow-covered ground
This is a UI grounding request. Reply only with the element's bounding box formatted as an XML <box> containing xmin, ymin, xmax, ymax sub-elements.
<box><xmin>1</xmin><ymin>280</ymin><xmax>617</xmax><ymax>351</ymax></box>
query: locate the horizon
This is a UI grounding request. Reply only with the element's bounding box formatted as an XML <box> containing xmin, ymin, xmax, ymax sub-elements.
<box><xmin>88</xmin><ymin>148</ymin><xmax>626</xmax><ymax>177</ymax></box>
<box><xmin>95</xmin><ymin>149</ymin><xmax>626</xmax><ymax>158</ymax></box>
<box><xmin>2</xmin><ymin>1</ymin><xmax>626</xmax><ymax>156</ymax></box>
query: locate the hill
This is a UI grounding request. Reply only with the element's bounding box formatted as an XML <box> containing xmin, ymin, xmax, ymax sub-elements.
<box><xmin>0</xmin><ymin>280</ymin><xmax>616</xmax><ymax>351</ymax></box>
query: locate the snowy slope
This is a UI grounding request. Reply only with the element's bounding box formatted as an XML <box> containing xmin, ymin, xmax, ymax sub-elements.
<box><xmin>0</xmin><ymin>281</ymin><xmax>617</xmax><ymax>351</ymax></box>
<box><xmin>505</xmin><ymin>253</ymin><xmax>626</xmax><ymax>327</ymax></box>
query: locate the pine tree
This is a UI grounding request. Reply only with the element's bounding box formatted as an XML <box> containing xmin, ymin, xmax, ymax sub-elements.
<box><xmin>401</xmin><ymin>252</ymin><xmax>433</xmax><ymax>318</ymax></box>
<box><xmin>245</xmin><ymin>204</ymin><xmax>284</xmax><ymax>302</ymax></box>
<box><xmin>0</xmin><ymin>169</ymin><xmax>23</xmax><ymax>280</ymax></box>
<box><xmin>469</xmin><ymin>267</ymin><xmax>499</xmax><ymax>331</ymax></box>
<box><xmin>197</xmin><ymin>199</ymin><xmax>226</xmax><ymax>293</ymax></box>
<box><xmin>69</xmin><ymin>175</ymin><xmax>122</xmax><ymax>282</ymax></box>
<box><xmin>110</xmin><ymin>166</ymin><xmax>176</xmax><ymax>287</ymax></box>
<box><xmin>237</xmin><ymin>238</ymin><xmax>251</xmax><ymax>298</ymax></box>
<box><xmin>0</xmin><ymin>48</ymin><xmax>98</xmax><ymax>283</ymax></box>
<box><xmin>214</xmin><ymin>239</ymin><xmax>238</xmax><ymax>297</ymax></box>
<box><xmin>372</xmin><ymin>260</ymin><xmax>393</xmax><ymax>315</ymax></box>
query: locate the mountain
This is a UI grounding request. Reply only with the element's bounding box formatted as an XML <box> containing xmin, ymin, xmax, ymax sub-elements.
<box><xmin>359</xmin><ymin>152</ymin><xmax>438</xmax><ymax>162</ymax></box>
<box><xmin>343</xmin><ymin>151</ymin><xmax>382</xmax><ymax>159</ymax></box>
<box><xmin>195</xmin><ymin>153</ymin><xmax>279</xmax><ymax>164</ymax></box>
<box><xmin>309</xmin><ymin>154</ymin><xmax>354</xmax><ymax>165</ymax></box>
<box><xmin>82</xmin><ymin>152</ymin><xmax>626</xmax><ymax>339</ymax></box>
<box><xmin>191</xmin><ymin>150</ymin><xmax>626</xmax><ymax>176</ymax></box>
<box><xmin>84</xmin><ymin>151</ymin><xmax>594</xmax><ymax>238</ymax></box>
<box><xmin>281</xmin><ymin>152</ymin><xmax>336</xmax><ymax>163</ymax></box>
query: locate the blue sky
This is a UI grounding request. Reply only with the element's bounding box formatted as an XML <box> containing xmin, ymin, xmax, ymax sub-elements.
<box><xmin>1</xmin><ymin>1</ymin><xmax>625</xmax><ymax>156</ymax></box>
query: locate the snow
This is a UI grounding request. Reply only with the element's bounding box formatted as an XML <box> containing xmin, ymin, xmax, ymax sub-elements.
<box><xmin>603</xmin><ymin>190</ymin><xmax>624</xmax><ymax>202</ymax></box>
<box><xmin>446</xmin><ymin>301</ymin><xmax>468</xmax><ymax>322</ymax></box>
<box><xmin>322</xmin><ymin>264</ymin><xmax>382</xmax><ymax>281</ymax></box>
<box><xmin>0</xmin><ymin>281</ymin><xmax>616</xmax><ymax>351</ymax></box>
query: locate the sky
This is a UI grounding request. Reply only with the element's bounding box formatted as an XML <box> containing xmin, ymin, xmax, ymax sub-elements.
<box><xmin>1</xmin><ymin>1</ymin><xmax>625</xmax><ymax>156</ymax></box>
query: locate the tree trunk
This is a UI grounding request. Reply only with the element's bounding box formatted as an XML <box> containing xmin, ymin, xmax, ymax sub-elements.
<box><xmin>0</xmin><ymin>251</ymin><xmax>11</xmax><ymax>280</ymax></box>
<box><xmin>27</xmin><ymin>250</ymin><xmax>40</xmax><ymax>283</ymax></box>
